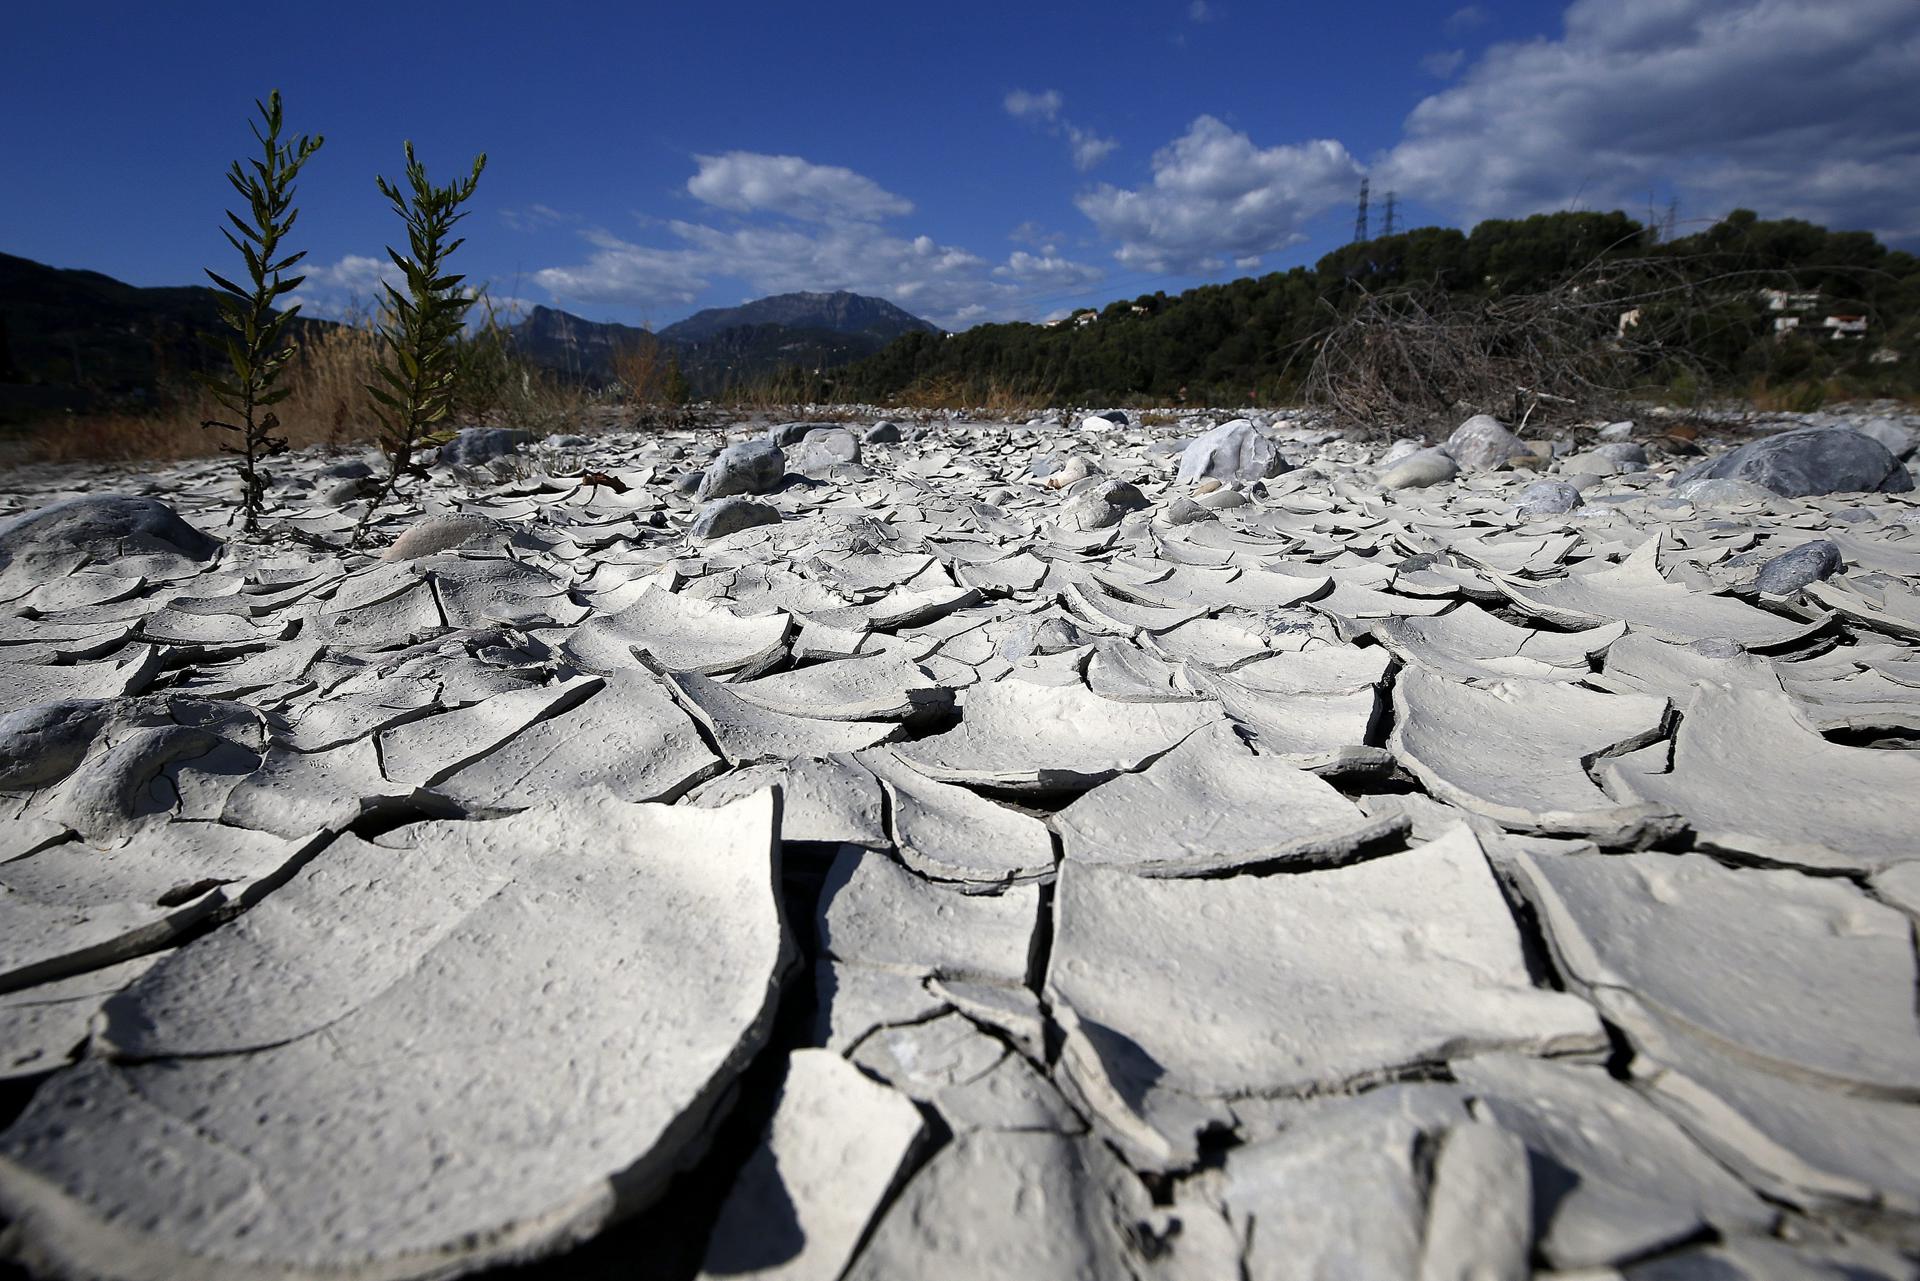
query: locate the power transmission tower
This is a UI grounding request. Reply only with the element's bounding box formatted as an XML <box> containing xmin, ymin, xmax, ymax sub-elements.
<box><xmin>1381</xmin><ymin>190</ymin><xmax>1398</xmax><ymax>237</ymax></box>
<box><xmin>1353</xmin><ymin>179</ymin><xmax>1370</xmax><ymax>243</ymax></box>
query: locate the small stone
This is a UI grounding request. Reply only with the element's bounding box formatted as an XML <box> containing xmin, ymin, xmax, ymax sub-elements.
<box><xmin>1163</xmin><ymin>496</ymin><xmax>1215</xmax><ymax>525</ymax></box>
<box><xmin>1752</xmin><ymin>539</ymin><xmax>1841</xmax><ymax>595</ymax></box>
<box><xmin>864</xmin><ymin>421</ymin><xmax>902</xmax><ymax>444</ymax></box>
<box><xmin>1515</xmin><ymin>480</ymin><xmax>1582</xmax><ymax>516</ymax></box>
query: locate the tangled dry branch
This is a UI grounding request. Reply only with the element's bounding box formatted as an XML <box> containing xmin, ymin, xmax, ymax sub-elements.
<box><xmin>1299</xmin><ymin>254</ymin><xmax>1767</xmax><ymax>435</ymax></box>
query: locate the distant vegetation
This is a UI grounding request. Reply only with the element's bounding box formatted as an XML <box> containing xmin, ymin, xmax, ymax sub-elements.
<box><xmin>5</xmin><ymin>194</ymin><xmax>1918</xmax><ymax>464</ymax></box>
<box><xmin>832</xmin><ymin>209</ymin><xmax>1920</xmax><ymax>425</ymax></box>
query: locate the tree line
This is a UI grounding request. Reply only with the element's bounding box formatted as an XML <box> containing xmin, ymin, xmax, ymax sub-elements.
<box><xmin>827</xmin><ymin>209</ymin><xmax>1920</xmax><ymax>416</ymax></box>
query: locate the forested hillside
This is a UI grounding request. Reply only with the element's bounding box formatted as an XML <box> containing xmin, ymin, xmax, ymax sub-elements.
<box><xmin>833</xmin><ymin>210</ymin><xmax>1920</xmax><ymax>411</ymax></box>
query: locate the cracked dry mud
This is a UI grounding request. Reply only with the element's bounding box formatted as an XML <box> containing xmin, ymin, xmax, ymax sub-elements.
<box><xmin>0</xmin><ymin>408</ymin><xmax>1917</xmax><ymax>1280</ymax></box>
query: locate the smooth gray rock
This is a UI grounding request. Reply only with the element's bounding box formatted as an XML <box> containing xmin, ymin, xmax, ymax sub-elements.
<box><xmin>1847</xmin><ymin>417</ymin><xmax>1917</xmax><ymax>461</ymax></box>
<box><xmin>784</xmin><ymin>429</ymin><xmax>861</xmax><ymax>476</ymax></box>
<box><xmin>863</xmin><ymin>420</ymin><xmax>902</xmax><ymax>444</ymax></box>
<box><xmin>1443</xmin><ymin>414</ymin><xmax>1523</xmax><ymax>471</ymax></box>
<box><xmin>434</xmin><ymin>426</ymin><xmax>530</xmax><ymax>465</ymax></box>
<box><xmin>1162</xmin><ymin>495</ymin><xmax>1215</xmax><ymax>525</ymax></box>
<box><xmin>1379</xmin><ymin>448</ymin><xmax>1459</xmax><ymax>489</ymax></box>
<box><xmin>1677</xmin><ymin>426</ymin><xmax>1912</xmax><ymax>496</ymax></box>
<box><xmin>768</xmin><ymin>421</ymin><xmax>840</xmax><ymax>448</ymax></box>
<box><xmin>1175</xmin><ymin>419</ymin><xmax>1290</xmax><ymax>485</ymax></box>
<box><xmin>1515</xmin><ymin>479</ymin><xmax>1582</xmax><ymax>516</ymax></box>
<box><xmin>690</xmin><ymin>497</ymin><xmax>782</xmax><ymax>541</ymax></box>
<box><xmin>698</xmin><ymin>439</ymin><xmax>787</xmax><ymax>499</ymax></box>
<box><xmin>381</xmin><ymin>513</ymin><xmax>511</xmax><ymax>561</ymax></box>
<box><xmin>1752</xmin><ymin>539</ymin><xmax>1841</xmax><ymax>594</ymax></box>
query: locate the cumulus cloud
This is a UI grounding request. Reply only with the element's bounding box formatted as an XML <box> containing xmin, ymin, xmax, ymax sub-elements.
<box><xmin>994</xmin><ymin>251</ymin><xmax>1105</xmax><ymax>289</ymax></box>
<box><xmin>535</xmin><ymin>217</ymin><xmax>1042</xmax><ymax>330</ymax></box>
<box><xmin>279</xmin><ymin>253</ymin><xmax>400</xmax><ymax>319</ymax></box>
<box><xmin>532</xmin><ymin>228</ymin><xmax>711</xmax><ymax>311</ymax></box>
<box><xmin>1380</xmin><ymin>0</ymin><xmax>1920</xmax><ymax>241</ymax></box>
<box><xmin>1445</xmin><ymin>4</ymin><xmax>1489</xmax><ymax>33</ymax></box>
<box><xmin>1005</xmin><ymin>88</ymin><xmax>1119</xmax><ymax>172</ymax></box>
<box><xmin>1003</xmin><ymin>89</ymin><xmax>1062</xmax><ymax>123</ymax></box>
<box><xmin>687</xmin><ymin>151</ymin><xmax>912</xmax><ymax>222</ymax></box>
<box><xmin>1076</xmin><ymin>116</ymin><xmax>1361</xmax><ymax>272</ymax></box>
<box><xmin>499</xmin><ymin>203</ymin><xmax>573</xmax><ymax>233</ymax></box>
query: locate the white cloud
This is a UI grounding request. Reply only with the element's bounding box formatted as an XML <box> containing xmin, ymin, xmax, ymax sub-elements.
<box><xmin>536</xmin><ymin>218</ymin><xmax>1043</xmax><ymax>330</ymax></box>
<box><xmin>1381</xmin><ymin>0</ymin><xmax>1920</xmax><ymax>241</ymax></box>
<box><xmin>1076</xmin><ymin>116</ymin><xmax>1361</xmax><ymax>272</ymax></box>
<box><xmin>994</xmin><ymin>251</ymin><xmax>1105</xmax><ymax>289</ymax></box>
<box><xmin>279</xmin><ymin>253</ymin><xmax>401</xmax><ymax>320</ymax></box>
<box><xmin>1005</xmin><ymin>88</ymin><xmax>1119</xmax><ymax>172</ymax></box>
<box><xmin>499</xmin><ymin>203</ymin><xmax>573</xmax><ymax>232</ymax></box>
<box><xmin>687</xmin><ymin>151</ymin><xmax>912</xmax><ymax>222</ymax></box>
<box><xmin>1421</xmin><ymin>48</ymin><xmax>1467</xmax><ymax>77</ymax></box>
<box><xmin>1068</xmin><ymin>127</ymin><xmax>1120</xmax><ymax>171</ymax></box>
<box><xmin>1446</xmin><ymin>4</ymin><xmax>1489</xmax><ymax>33</ymax></box>
<box><xmin>1188</xmin><ymin>0</ymin><xmax>1214</xmax><ymax>21</ymax></box>
<box><xmin>1003</xmin><ymin>89</ymin><xmax>1063</xmax><ymax>122</ymax></box>
<box><xmin>532</xmin><ymin>229</ymin><xmax>710</xmax><ymax>311</ymax></box>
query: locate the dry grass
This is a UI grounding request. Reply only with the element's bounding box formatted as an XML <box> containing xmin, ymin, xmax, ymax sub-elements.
<box><xmin>885</xmin><ymin>374</ymin><xmax>1057</xmax><ymax>416</ymax></box>
<box><xmin>15</xmin><ymin>323</ymin><xmax>386</xmax><ymax>464</ymax></box>
<box><xmin>8</xmin><ymin>319</ymin><xmax>617</xmax><ymax>464</ymax></box>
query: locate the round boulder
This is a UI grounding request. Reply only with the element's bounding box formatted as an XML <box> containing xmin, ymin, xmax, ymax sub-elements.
<box><xmin>698</xmin><ymin>439</ymin><xmax>787</xmax><ymax>501</ymax></box>
<box><xmin>1443</xmin><ymin>414</ymin><xmax>1525</xmax><ymax>471</ymax></box>
<box><xmin>690</xmin><ymin>497</ymin><xmax>782</xmax><ymax>541</ymax></box>
<box><xmin>1677</xmin><ymin>426</ymin><xmax>1912</xmax><ymax>497</ymax></box>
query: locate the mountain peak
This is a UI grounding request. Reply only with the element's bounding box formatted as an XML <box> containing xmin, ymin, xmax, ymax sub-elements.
<box><xmin>659</xmin><ymin>291</ymin><xmax>938</xmax><ymax>344</ymax></box>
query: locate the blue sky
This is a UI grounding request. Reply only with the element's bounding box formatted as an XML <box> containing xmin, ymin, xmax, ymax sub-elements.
<box><xmin>3</xmin><ymin>1</ymin><xmax>1916</xmax><ymax>331</ymax></box>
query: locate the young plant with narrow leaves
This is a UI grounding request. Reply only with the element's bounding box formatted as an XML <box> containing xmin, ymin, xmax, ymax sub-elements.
<box><xmin>353</xmin><ymin>142</ymin><xmax>487</xmax><ymax>547</ymax></box>
<box><xmin>200</xmin><ymin>91</ymin><xmax>323</xmax><ymax>533</ymax></box>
